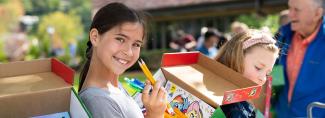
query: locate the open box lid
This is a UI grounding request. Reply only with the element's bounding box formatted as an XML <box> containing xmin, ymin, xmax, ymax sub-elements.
<box><xmin>0</xmin><ymin>58</ymin><xmax>90</xmax><ymax>117</ymax></box>
<box><xmin>161</xmin><ymin>52</ymin><xmax>262</xmax><ymax>108</ymax></box>
<box><xmin>0</xmin><ymin>58</ymin><xmax>74</xmax><ymax>96</ymax></box>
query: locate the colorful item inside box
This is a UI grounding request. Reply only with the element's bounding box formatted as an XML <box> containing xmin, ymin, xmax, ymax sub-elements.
<box><xmin>165</xmin><ymin>81</ymin><xmax>215</xmax><ymax>118</ymax></box>
<box><xmin>124</xmin><ymin>75</ymin><xmax>216</xmax><ymax>118</ymax></box>
<box><xmin>124</xmin><ymin>77</ymin><xmax>188</xmax><ymax>117</ymax></box>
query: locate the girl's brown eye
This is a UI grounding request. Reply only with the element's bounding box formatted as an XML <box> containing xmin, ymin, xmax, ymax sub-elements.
<box><xmin>116</xmin><ymin>37</ymin><xmax>125</xmax><ymax>43</ymax></box>
<box><xmin>133</xmin><ymin>43</ymin><xmax>142</xmax><ymax>48</ymax></box>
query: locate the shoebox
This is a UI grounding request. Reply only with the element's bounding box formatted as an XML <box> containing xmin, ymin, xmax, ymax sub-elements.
<box><xmin>0</xmin><ymin>58</ymin><xmax>90</xmax><ymax>118</ymax></box>
<box><xmin>159</xmin><ymin>52</ymin><xmax>263</xmax><ymax>117</ymax></box>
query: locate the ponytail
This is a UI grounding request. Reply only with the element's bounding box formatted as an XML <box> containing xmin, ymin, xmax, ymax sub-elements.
<box><xmin>78</xmin><ymin>42</ymin><xmax>93</xmax><ymax>92</ymax></box>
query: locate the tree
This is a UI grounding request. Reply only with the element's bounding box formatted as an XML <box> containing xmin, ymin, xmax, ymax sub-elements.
<box><xmin>22</xmin><ymin>0</ymin><xmax>91</xmax><ymax>64</ymax></box>
<box><xmin>22</xmin><ymin>0</ymin><xmax>91</xmax><ymax>32</ymax></box>
<box><xmin>66</xmin><ymin>0</ymin><xmax>92</xmax><ymax>32</ymax></box>
<box><xmin>36</xmin><ymin>12</ymin><xmax>83</xmax><ymax>59</ymax></box>
<box><xmin>22</xmin><ymin>0</ymin><xmax>60</xmax><ymax>16</ymax></box>
<box><xmin>237</xmin><ymin>13</ymin><xmax>280</xmax><ymax>34</ymax></box>
<box><xmin>0</xmin><ymin>0</ymin><xmax>24</xmax><ymax>35</ymax></box>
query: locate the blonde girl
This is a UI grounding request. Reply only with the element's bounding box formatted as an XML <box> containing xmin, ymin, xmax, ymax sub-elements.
<box><xmin>215</xmin><ymin>29</ymin><xmax>279</xmax><ymax>117</ymax></box>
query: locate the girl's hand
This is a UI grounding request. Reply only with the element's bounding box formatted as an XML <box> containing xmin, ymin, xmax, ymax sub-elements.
<box><xmin>142</xmin><ymin>80</ymin><xmax>167</xmax><ymax>118</ymax></box>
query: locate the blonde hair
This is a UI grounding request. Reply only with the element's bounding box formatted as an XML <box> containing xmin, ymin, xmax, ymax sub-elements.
<box><xmin>215</xmin><ymin>29</ymin><xmax>279</xmax><ymax>73</ymax></box>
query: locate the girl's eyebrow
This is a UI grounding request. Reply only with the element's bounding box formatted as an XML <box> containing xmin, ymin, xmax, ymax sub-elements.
<box><xmin>135</xmin><ymin>40</ymin><xmax>143</xmax><ymax>44</ymax></box>
<box><xmin>116</xmin><ymin>33</ymin><xmax>129</xmax><ymax>39</ymax></box>
<box><xmin>116</xmin><ymin>33</ymin><xmax>143</xmax><ymax>43</ymax></box>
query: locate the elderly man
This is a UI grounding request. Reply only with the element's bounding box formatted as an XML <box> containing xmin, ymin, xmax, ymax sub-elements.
<box><xmin>276</xmin><ymin>0</ymin><xmax>325</xmax><ymax>117</ymax></box>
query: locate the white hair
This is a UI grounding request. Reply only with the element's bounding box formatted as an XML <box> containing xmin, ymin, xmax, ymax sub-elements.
<box><xmin>313</xmin><ymin>0</ymin><xmax>324</xmax><ymax>9</ymax></box>
<box><xmin>311</xmin><ymin>0</ymin><xmax>324</xmax><ymax>15</ymax></box>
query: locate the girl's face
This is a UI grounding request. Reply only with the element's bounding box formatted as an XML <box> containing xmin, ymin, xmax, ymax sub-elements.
<box><xmin>91</xmin><ymin>22</ymin><xmax>144</xmax><ymax>75</ymax></box>
<box><xmin>243</xmin><ymin>46</ymin><xmax>277</xmax><ymax>85</ymax></box>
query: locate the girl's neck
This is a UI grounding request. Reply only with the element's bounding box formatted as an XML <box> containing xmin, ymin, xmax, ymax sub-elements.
<box><xmin>84</xmin><ymin>56</ymin><xmax>119</xmax><ymax>89</ymax></box>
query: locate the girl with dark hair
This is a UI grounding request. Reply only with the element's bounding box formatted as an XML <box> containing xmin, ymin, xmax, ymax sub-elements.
<box><xmin>78</xmin><ymin>3</ymin><xmax>166</xmax><ymax>118</ymax></box>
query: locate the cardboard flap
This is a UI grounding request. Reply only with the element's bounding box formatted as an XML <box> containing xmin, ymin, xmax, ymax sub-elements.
<box><xmin>222</xmin><ymin>85</ymin><xmax>262</xmax><ymax>105</ymax></box>
<box><xmin>51</xmin><ymin>58</ymin><xmax>74</xmax><ymax>85</ymax></box>
<box><xmin>162</xmin><ymin>52</ymin><xmax>199</xmax><ymax>67</ymax></box>
<box><xmin>0</xmin><ymin>59</ymin><xmax>51</xmax><ymax>78</ymax></box>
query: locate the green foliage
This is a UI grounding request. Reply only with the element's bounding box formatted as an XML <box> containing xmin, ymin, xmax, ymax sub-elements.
<box><xmin>237</xmin><ymin>14</ymin><xmax>262</xmax><ymax>28</ymax></box>
<box><xmin>237</xmin><ymin>13</ymin><xmax>280</xmax><ymax>34</ymax></box>
<box><xmin>66</xmin><ymin>0</ymin><xmax>92</xmax><ymax>32</ymax></box>
<box><xmin>22</xmin><ymin>0</ymin><xmax>91</xmax><ymax>32</ymax></box>
<box><xmin>262</xmin><ymin>15</ymin><xmax>280</xmax><ymax>34</ymax></box>
<box><xmin>0</xmin><ymin>38</ymin><xmax>7</xmax><ymax>62</ymax></box>
<box><xmin>0</xmin><ymin>0</ymin><xmax>8</xmax><ymax>4</ymax></box>
<box><xmin>22</xmin><ymin>0</ymin><xmax>91</xmax><ymax>64</ymax></box>
<box><xmin>76</xmin><ymin>36</ymin><xmax>88</xmax><ymax>64</ymax></box>
<box><xmin>25</xmin><ymin>36</ymin><xmax>41</xmax><ymax>60</ymax></box>
<box><xmin>36</xmin><ymin>11</ymin><xmax>83</xmax><ymax>60</ymax></box>
<box><xmin>0</xmin><ymin>0</ymin><xmax>24</xmax><ymax>35</ymax></box>
<box><xmin>22</xmin><ymin>0</ymin><xmax>61</xmax><ymax>15</ymax></box>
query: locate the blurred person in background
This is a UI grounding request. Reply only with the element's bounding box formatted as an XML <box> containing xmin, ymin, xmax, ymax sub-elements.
<box><xmin>231</xmin><ymin>21</ymin><xmax>249</xmax><ymax>35</ymax></box>
<box><xmin>4</xmin><ymin>22</ymin><xmax>29</xmax><ymax>62</ymax></box>
<box><xmin>196</xmin><ymin>31</ymin><xmax>219</xmax><ymax>58</ymax></box>
<box><xmin>169</xmin><ymin>30</ymin><xmax>196</xmax><ymax>52</ymax></box>
<box><xmin>275</xmin><ymin>0</ymin><xmax>325</xmax><ymax>117</ymax></box>
<box><xmin>279</xmin><ymin>9</ymin><xmax>290</xmax><ymax>26</ymax></box>
<box><xmin>196</xmin><ymin>27</ymin><xmax>209</xmax><ymax>49</ymax></box>
<box><xmin>196</xmin><ymin>25</ymin><xmax>218</xmax><ymax>49</ymax></box>
<box><xmin>196</xmin><ymin>30</ymin><xmax>227</xmax><ymax>58</ymax></box>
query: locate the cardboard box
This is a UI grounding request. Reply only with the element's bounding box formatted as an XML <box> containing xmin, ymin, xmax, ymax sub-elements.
<box><xmin>0</xmin><ymin>58</ymin><xmax>90</xmax><ymax>118</ymax></box>
<box><xmin>160</xmin><ymin>52</ymin><xmax>262</xmax><ymax>108</ymax></box>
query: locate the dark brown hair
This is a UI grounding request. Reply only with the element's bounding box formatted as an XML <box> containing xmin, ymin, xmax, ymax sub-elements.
<box><xmin>79</xmin><ymin>2</ymin><xmax>147</xmax><ymax>91</ymax></box>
